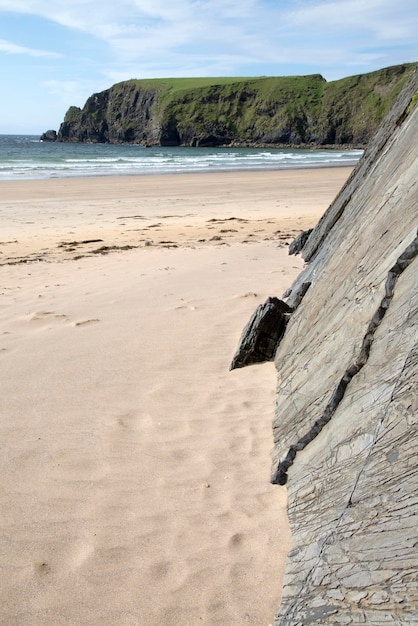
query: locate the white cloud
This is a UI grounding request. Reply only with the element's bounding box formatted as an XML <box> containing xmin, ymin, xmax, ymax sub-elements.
<box><xmin>0</xmin><ymin>0</ymin><xmax>417</xmax><ymax>78</ymax></box>
<box><xmin>0</xmin><ymin>38</ymin><xmax>61</xmax><ymax>56</ymax></box>
<box><xmin>283</xmin><ymin>0</ymin><xmax>417</xmax><ymax>41</ymax></box>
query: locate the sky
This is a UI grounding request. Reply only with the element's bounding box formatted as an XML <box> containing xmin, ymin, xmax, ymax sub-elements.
<box><xmin>0</xmin><ymin>0</ymin><xmax>417</xmax><ymax>134</ymax></box>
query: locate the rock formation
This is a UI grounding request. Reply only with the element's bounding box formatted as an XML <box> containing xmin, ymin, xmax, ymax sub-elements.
<box><xmin>40</xmin><ymin>129</ymin><xmax>57</xmax><ymax>141</ymax></box>
<box><xmin>231</xmin><ymin>68</ymin><xmax>417</xmax><ymax>624</ymax></box>
<box><xmin>43</xmin><ymin>64</ymin><xmax>416</xmax><ymax>148</ymax></box>
<box><xmin>230</xmin><ymin>297</ymin><xmax>292</xmax><ymax>370</ymax></box>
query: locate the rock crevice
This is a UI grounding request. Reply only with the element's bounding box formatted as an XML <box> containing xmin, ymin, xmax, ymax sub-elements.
<box><xmin>271</xmin><ymin>232</ymin><xmax>418</xmax><ymax>486</ymax></box>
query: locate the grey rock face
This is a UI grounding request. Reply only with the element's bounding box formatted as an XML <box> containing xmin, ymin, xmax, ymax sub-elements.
<box><xmin>271</xmin><ymin>69</ymin><xmax>418</xmax><ymax>624</ymax></box>
<box><xmin>57</xmin><ymin>85</ymin><xmax>162</xmax><ymax>144</ymax></box>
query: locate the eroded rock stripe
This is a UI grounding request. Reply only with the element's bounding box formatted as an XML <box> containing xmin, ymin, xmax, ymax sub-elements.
<box><xmin>271</xmin><ymin>231</ymin><xmax>418</xmax><ymax>486</ymax></box>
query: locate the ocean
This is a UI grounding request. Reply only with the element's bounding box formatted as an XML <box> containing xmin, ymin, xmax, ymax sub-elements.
<box><xmin>0</xmin><ymin>135</ymin><xmax>363</xmax><ymax>180</ymax></box>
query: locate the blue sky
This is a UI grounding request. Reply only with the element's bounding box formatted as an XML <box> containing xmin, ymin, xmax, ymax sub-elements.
<box><xmin>0</xmin><ymin>0</ymin><xmax>417</xmax><ymax>134</ymax></box>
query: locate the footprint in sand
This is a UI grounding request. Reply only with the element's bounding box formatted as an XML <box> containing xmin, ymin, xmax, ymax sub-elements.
<box><xmin>228</xmin><ymin>533</ymin><xmax>244</xmax><ymax>548</ymax></box>
<box><xmin>33</xmin><ymin>561</ymin><xmax>51</xmax><ymax>576</ymax></box>
<box><xmin>149</xmin><ymin>560</ymin><xmax>171</xmax><ymax>579</ymax></box>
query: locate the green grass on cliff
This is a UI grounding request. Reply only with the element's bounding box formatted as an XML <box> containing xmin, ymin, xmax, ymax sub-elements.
<box><xmin>114</xmin><ymin>74</ymin><xmax>325</xmax><ymax>104</ymax></box>
<box><xmin>117</xmin><ymin>76</ymin><xmax>263</xmax><ymax>92</ymax></box>
<box><xmin>130</xmin><ymin>67</ymin><xmax>415</xmax><ymax>144</ymax></box>
<box><xmin>318</xmin><ymin>64</ymin><xmax>415</xmax><ymax>136</ymax></box>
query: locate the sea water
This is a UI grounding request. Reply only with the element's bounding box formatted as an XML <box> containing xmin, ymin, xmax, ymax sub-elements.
<box><xmin>0</xmin><ymin>135</ymin><xmax>363</xmax><ymax>180</ymax></box>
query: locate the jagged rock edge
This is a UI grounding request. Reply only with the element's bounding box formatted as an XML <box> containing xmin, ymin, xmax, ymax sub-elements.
<box><xmin>288</xmin><ymin>229</ymin><xmax>313</xmax><ymax>256</ymax></box>
<box><xmin>301</xmin><ymin>68</ymin><xmax>418</xmax><ymax>263</ymax></box>
<box><xmin>229</xmin><ymin>297</ymin><xmax>292</xmax><ymax>370</ymax></box>
<box><xmin>271</xmin><ymin>231</ymin><xmax>418</xmax><ymax>486</ymax></box>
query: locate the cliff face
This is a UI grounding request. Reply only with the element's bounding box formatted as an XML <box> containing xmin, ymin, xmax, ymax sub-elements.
<box><xmin>269</xmin><ymin>69</ymin><xmax>417</xmax><ymax>624</ymax></box>
<box><xmin>45</xmin><ymin>64</ymin><xmax>416</xmax><ymax>147</ymax></box>
<box><xmin>57</xmin><ymin>82</ymin><xmax>162</xmax><ymax>144</ymax></box>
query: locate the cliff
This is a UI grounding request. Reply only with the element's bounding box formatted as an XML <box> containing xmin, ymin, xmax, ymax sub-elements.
<box><xmin>231</xmin><ymin>68</ymin><xmax>417</xmax><ymax>624</ymax></box>
<box><xmin>42</xmin><ymin>64</ymin><xmax>417</xmax><ymax>147</ymax></box>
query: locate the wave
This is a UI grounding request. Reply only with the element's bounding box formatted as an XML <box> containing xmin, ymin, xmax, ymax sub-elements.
<box><xmin>0</xmin><ymin>135</ymin><xmax>363</xmax><ymax>180</ymax></box>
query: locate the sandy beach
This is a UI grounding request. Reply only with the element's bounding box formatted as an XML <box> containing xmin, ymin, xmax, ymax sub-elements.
<box><xmin>0</xmin><ymin>167</ymin><xmax>352</xmax><ymax>625</ymax></box>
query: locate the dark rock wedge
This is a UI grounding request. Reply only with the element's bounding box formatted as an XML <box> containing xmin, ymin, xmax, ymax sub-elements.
<box><xmin>229</xmin><ymin>297</ymin><xmax>292</xmax><ymax>370</ymax></box>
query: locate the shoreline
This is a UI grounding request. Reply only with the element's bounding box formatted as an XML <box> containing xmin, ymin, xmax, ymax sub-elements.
<box><xmin>0</xmin><ymin>134</ymin><xmax>361</xmax><ymax>181</ymax></box>
<box><xmin>0</xmin><ymin>159</ymin><xmax>359</xmax><ymax>183</ymax></box>
<box><xmin>0</xmin><ymin>167</ymin><xmax>353</xmax><ymax>265</ymax></box>
<box><xmin>0</xmin><ymin>164</ymin><xmax>354</xmax><ymax>190</ymax></box>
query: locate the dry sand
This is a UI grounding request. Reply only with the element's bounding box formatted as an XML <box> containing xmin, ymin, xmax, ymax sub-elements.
<box><xmin>0</xmin><ymin>168</ymin><xmax>352</xmax><ymax>625</ymax></box>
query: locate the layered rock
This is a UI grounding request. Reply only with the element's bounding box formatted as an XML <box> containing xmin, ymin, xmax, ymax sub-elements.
<box><xmin>57</xmin><ymin>83</ymin><xmax>162</xmax><ymax>144</ymax></box>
